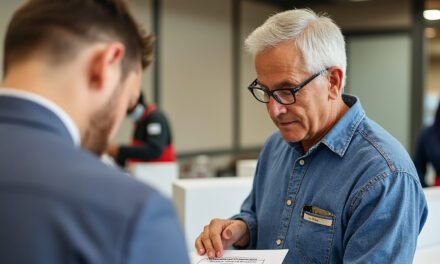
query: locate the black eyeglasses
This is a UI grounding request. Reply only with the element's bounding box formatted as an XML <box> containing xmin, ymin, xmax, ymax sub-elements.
<box><xmin>248</xmin><ymin>68</ymin><xmax>329</xmax><ymax>105</ymax></box>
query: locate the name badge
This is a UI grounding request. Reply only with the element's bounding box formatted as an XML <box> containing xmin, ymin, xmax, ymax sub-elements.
<box><xmin>147</xmin><ymin>123</ymin><xmax>162</xmax><ymax>135</ymax></box>
<box><xmin>302</xmin><ymin>204</ymin><xmax>334</xmax><ymax>227</ymax></box>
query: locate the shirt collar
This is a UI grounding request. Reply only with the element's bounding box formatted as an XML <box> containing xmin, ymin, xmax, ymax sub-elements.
<box><xmin>288</xmin><ymin>94</ymin><xmax>365</xmax><ymax>157</ymax></box>
<box><xmin>320</xmin><ymin>94</ymin><xmax>365</xmax><ymax>157</ymax></box>
<box><xmin>0</xmin><ymin>88</ymin><xmax>81</xmax><ymax>147</ymax></box>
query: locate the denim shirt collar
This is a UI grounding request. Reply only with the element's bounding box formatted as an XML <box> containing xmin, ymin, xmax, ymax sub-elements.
<box><xmin>289</xmin><ymin>94</ymin><xmax>365</xmax><ymax>157</ymax></box>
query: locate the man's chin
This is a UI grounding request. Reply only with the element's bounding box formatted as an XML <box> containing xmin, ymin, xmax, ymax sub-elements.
<box><xmin>279</xmin><ymin>130</ymin><xmax>304</xmax><ymax>143</ymax></box>
<box><xmin>81</xmin><ymin>129</ymin><xmax>110</xmax><ymax>156</ymax></box>
<box><xmin>81</xmin><ymin>141</ymin><xmax>107</xmax><ymax>156</ymax></box>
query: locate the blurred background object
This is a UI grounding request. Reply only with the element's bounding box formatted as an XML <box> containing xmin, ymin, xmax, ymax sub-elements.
<box><xmin>173</xmin><ymin>177</ymin><xmax>253</xmax><ymax>248</ymax></box>
<box><xmin>236</xmin><ymin>159</ymin><xmax>258</xmax><ymax>178</ymax></box>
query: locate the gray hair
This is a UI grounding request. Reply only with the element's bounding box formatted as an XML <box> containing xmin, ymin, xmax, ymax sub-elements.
<box><xmin>245</xmin><ymin>9</ymin><xmax>347</xmax><ymax>88</ymax></box>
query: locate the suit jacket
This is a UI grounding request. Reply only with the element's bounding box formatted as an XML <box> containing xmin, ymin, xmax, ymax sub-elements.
<box><xmin>0</xmin><ymin>95</ymin><xmax>190</xmax><ymax>264</ymax></box>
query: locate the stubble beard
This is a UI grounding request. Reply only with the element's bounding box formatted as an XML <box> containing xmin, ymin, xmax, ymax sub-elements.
<box><xmin>81</xmin><ymin>84</ymin><xmax>123</xmax><ymax>156</ymax></box>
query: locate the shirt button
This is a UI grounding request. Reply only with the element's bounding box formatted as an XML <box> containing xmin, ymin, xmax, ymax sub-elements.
<box><xmin>276</xmin><ymin>239</ymin><xmax>282</xmax><ymax>246</ymax></box>
<box><xmin>299</xmin><ymin>159</ymin><xmax>305</xmax><ymax>166</ymax></box>
<box><xmin>286</xmin><ymin>199</ymin><xmax>292</xmax><ymax>206</ymax></box>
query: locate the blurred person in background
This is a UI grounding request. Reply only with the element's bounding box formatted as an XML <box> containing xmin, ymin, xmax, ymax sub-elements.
<box><xmin>0</xmin><ymin>0</ymin><xmax>189</xmax><ymax>263</ymax></box>
<box><xmin>195</xmin><ymin>8</ymin><xmax>427</xmax><ymax>263</ymax></box>
<box><xmin>414</xmin><ymin>101</ymin><xmax>440</xmax><ymax>187</ymax></box>
<box><xmin>106</xmin><ymin>92</ymin><xmax>176</xmax><ymax>167</ymax></box>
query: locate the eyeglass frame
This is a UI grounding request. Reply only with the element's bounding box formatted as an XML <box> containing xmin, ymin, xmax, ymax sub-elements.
<box><xmin>247</xmin><ymin>68</ymin><xmax>330</xmax><ymax>105</ymax></box>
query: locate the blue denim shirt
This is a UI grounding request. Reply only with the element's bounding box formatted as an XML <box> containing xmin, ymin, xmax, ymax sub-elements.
<box><xmin>232</xmin><ymin>95</ymin><xmax>428</xmax><ymax>263</ymax></box>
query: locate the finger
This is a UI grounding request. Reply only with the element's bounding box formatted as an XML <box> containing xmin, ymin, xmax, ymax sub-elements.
<box><xmin>221</xmin><ymin>220</ymin><xmax>249</xmax><ymax>249</ymax></box>
<box><xmin>201</xmin><ymin>226</ymin><xmax>216</xmax><ymax>259</ymax></box>
<box><xmin>208</xmin><ymin>219</ymin><xmax>226</xmax><ymax>258</ymax></box>
<box><xmin>222</xmin><ymin>220</ymin><xmax>247</xmax><ymax>242</ymax></box>
<box><xmin>194</xmin><ymin>235</ymin><xmax>205</xmax><ymax>255</ymax></box>
<box><xmin>222</xmin><ymin>227</ymin><xmax>233</xmax><ymax>240</ymax></box>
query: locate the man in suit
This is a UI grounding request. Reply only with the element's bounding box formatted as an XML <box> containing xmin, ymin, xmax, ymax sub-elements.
<box><xmin>0</xmin><ymin>0</ymin><xmax>189</xmax><ymax>263</ymax></box>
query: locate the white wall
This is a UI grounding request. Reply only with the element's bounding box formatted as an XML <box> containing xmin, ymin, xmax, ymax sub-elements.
<box><xmin>239</xmin><ymin>0</ymin><xmax>280</xmax><ymax>148</ymax></box>
<box><xmin>112</xmin><ymin>0</ymin><xmax>154</xmax><ymax>144</ymax></box>
<box><xmin>0</xmin><ymin>1</ymin><xmax>26</xmax><ymax>81</ymax></box>
<box><xmin>161</xmin><ymin>0</ymin><xmax>233</xmax><ymax>153</ymax></box>
<box><xmin>346</xmin><ymin>35</ymin><xmax>412</xmax><ymax>150</ymax></box>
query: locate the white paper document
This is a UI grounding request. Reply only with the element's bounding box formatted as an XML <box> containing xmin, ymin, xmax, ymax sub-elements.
<box><xmin>190</xmin><ymin>249</ymin><xmax>288</xmax><ymax>264</ymax></box>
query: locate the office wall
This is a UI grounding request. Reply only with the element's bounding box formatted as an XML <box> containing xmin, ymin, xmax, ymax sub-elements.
<box><xmin>346</xmin><ymin>34</ymin><xmax>412</xmax><ymax>149</ymax></box>
<box><xmin>428</xmin><ymin>58</ymin><xmax>440</xmax><ymax>95</ymax></box>
<box><xmin>0</xmin><ymin>1</ymin><xmax>26</xmax><ymax>80</ymax></box>
<box><xmin>113</xmin><ymin>0</ymin><xmax>154</xmax><ymax>144</ymax></box>
<box><xmin>160</xmin><ymin>0</ymin><xmax>281</xmax><ymax>154</ymax></box>
<box><xmin>161</xmin><ymin>0</ymin><xmax>233</xmax><ymax>153</ymax></box>
<box><xmin>240</xmin><ymin>1</ymin><xmax>280</xmax><ymax>148</ymax></box>
<box><xmin>129</xmin><ymin>0</ymin><xmax>154</xmax><ymax>104</ymax></box>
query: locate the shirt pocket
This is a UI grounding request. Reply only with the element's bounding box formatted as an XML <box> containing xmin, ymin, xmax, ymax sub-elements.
<box><xmin>295</xmin><ymin>205</ymin><xmax>336</xmax><ymax>264</ymax></box>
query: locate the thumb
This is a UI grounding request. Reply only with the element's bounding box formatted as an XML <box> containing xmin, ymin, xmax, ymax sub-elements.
<box><xmin>222</xmin><ymin>220</ymin><xmax>246</xmax><ymax>242</ymax></box>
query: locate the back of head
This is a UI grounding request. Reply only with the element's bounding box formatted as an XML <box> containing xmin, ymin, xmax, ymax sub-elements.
<box><xmin>245</xmin><ymin>9</ymin><xmax>347</xmax><ymax>88</ymax></box>
<box><xmin>3</xmin><ymin>0</ymin><xmax>153</xmax><ymax>80</ymax></box>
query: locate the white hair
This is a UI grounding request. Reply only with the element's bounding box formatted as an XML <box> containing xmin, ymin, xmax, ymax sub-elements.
<box><xmin>245</xmin><ymin>9</ymin><xmax>347</xmax><ymax>88</ymax></box>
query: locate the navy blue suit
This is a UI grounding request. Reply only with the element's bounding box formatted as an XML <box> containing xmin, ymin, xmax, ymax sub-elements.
<box><xmin>0</xmin><ymin>95</ymin><xmax>189</xmax><ymax>263</ymax></box>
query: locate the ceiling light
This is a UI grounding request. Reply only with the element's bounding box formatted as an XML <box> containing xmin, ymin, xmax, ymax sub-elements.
<box><xmin>424</xmin><ymin>10</ymin><xmax>440</xmax><ymax>20</ymax></box>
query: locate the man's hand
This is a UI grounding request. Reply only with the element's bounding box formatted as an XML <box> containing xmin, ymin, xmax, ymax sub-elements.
<box><xmin>195</xmin><ymin>218</ymin><xmax>250</xmax><ymax>259</ymax></box>
<box><xmin>106</xmin><ymin>145</ymin><xmax>119</xmax><ymax>158</ymax></box>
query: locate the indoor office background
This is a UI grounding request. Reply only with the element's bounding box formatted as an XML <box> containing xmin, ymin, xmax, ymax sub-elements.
<box><xmin>0</xmin><ymin>0</ymin><xmax>434</xmax><ymax>176</ymax></box>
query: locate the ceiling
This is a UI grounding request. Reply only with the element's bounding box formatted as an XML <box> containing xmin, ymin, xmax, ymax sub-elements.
<box><xmin>425</xmin><ymin>1</ymin><xmax>440</xmax><ymax>58</ymax></box>
<box><xmin>249</xmin><ymin>0</ymin><xmax>407</xmax><ymax>9</ymax></box>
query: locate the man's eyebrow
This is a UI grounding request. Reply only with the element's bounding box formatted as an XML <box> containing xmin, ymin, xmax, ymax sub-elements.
<box><xmin>257</xmin><ymin>80</ymin><xmax>299</xmax><ymax>90</ymax></box>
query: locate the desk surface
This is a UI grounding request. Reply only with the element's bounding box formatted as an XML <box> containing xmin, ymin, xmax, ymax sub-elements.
<box><xmin>173</xmin><ymin>177</ymin><xmax>253</xmax><ymax>189</ymax></box>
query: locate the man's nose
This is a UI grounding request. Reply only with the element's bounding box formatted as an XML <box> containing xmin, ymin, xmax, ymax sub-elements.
<box><xmin>267</xmin><ymin>96</ymin><xmax>287</xmax><ymax>116</ymax></box>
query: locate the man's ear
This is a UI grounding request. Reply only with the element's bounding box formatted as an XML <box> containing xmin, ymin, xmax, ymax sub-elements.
<box><xmin>88</xmin><ymin>42</ymin><xmax>125</xmax><ymax>90</ymax></box>
<box><xmin>327</xmin><ymin>67</ymin><xmax>343</xmax><ymax>100</ymax></box>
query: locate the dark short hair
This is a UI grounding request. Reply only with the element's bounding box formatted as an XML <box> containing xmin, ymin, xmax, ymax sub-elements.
<box><xmin>3</xmin><ymin>0</ymin><xmax>153</xmax><ymax>80</ymax></box>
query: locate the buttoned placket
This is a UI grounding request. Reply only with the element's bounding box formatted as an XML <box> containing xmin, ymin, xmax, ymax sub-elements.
<box><xmin>274</xmin><ymin>155</ymin><xmax>309</xmax><ymax>248</ymax></box>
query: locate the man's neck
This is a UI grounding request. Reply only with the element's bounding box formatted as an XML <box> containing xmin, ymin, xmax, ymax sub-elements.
<box><xmin>301</xmin><ymin>98</ymin><xmax>349</xmax><ymax>153</ymax></box>
<box><xmin>2</xmin><ymin>62</ymin><xmax>88</xmax><ymax>140</ymax></box>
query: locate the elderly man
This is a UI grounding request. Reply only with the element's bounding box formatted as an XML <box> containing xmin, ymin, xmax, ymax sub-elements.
<box><xmin>0</xmin><ymin>0</ymin><xmax>188</xmax><ymax>263</ymax></box>
<box><xmin>196</xmin><ymin>9</ymin><xmax>427</xmax><ymax>263</ymax></box>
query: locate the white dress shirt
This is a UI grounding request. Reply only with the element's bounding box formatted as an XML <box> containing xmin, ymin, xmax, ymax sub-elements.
<box><xmin>0</xmin><ymin>88</ymin><xmax>80</xmax><ymax>147</ymax></box>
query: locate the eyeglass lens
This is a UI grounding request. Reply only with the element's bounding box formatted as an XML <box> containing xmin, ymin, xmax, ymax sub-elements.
<box><xmin>252</xmin><ymin>89</ymin><xmax>295</xmax><ymax>104</ymax></box>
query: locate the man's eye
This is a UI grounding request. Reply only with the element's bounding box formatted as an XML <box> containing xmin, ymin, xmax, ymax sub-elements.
<box><xmin>278</xmin><ymin>90</ymin><xmax>291</xmax><ymax>96</ymax></box>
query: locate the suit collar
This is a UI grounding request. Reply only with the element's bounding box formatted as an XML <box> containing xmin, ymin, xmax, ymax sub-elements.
<box><xmin>0</xmin><ymin>88</ymin><xmax>80</xmax><ymax>146</ymax></box>
<box><xmin>0</xmin><ymin>94</ymin><xmax>78</xmax><ymax>147</ymax></box>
